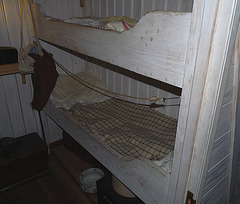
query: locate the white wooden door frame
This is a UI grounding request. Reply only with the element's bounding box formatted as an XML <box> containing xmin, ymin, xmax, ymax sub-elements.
<box><xmin>168</xmin><ymin>0</ymin><xmax>240</xmax><ymax>203</ymax></box>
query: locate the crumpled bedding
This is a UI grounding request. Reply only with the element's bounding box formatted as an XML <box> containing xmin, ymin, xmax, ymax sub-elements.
<box><xmin>64</xmin><ymin>16</ymin><xmax>138</xmax><ymax>32</ymax></box>
<box><xmin>59</xmin><ymin>98</ymin><xmax>177</xmax><ymax>161</ymax></box>
<box><xmin>50</xmin><ymin>71</ymin><xmax>109</xmax><ymax>110</ymax></box>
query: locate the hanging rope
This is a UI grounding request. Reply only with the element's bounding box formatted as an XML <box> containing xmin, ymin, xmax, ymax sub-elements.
<box><xmin>19</xmin><ymin>0</ymin><xmax>43</xmax><ymax>74</ymax></box>
<box><xmin>50</xmin><ymin>54</ymin><xmax>180</xmax><ymax>103</ymax></box>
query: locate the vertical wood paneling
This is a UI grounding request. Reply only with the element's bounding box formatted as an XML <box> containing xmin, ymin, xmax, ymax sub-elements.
<box><xmin>2</xmin><ymin>0</ymin><xmax>21</xmax><ymax>138</ymax></box>
<box><xmin>114</xmin><ymin>0</ymin><xmax>122</xmax><ymax>16</ymax></box>
<box><xmin>106</xmin><ymin>0</ymin><xmax>114</xmax><ymax>16</ymax></box>
<box><xmin>56</xmin><ymin>0</ymin><xmax>69</xmax><ymax>19</ymax></box>
<box><xmin>1</xmin><ymin>75</ymin><xmax>25</xmax><ymax>136</ymax></box>
<box><xmin>0</xmin><ymin>1</ymin><xmax>10</xmax><ymax>46</ymax></box>
<box><xmin>0</xmin><ymin>78</ymin><xmax>13</xmax><ymax>137</ymax></box>
<box><xmin>167</xmin><ymin>0</ymin><xmax>180</xmax><ymax>11</ymax></box>
<box><xmin>4</xmin><ymin>0</ymin><xmax>21</xmax><ymax>47</ymax></box>
<box><xmin>138</xmin><ymin>77</ymin><xmax>148</xmax><ymax>105</ymax></box>
<box><xmin>122</xmin><ymin>0</ymin><xmax>131</xmax><ymax>16</ymax></box>
<box><xmin>131</xmin><ymin>0</ymin><xmax>141</xmax><ymax>19</ymax></box>
<box><xmin>15</xmin><ymin>74</ymin><xmax>37</xmax><ymax>134</ymax></box>
<box><xmin>0</xmin><ymin>0</ymin><xmax>41</xmax><ymax>138</ymax></box>
<box><xmin>208</xmin><ymin>132</ymin><xmax>231</xmax><ymax>170</ymax></box>
<box><xmin>44</xmin><ymin>0</ymin><xmax>57</xmax><ymax>18</ymax></box>
<box><xmin>199</xmin><ymin>40</ymin><xmax>236</xmax><ymax>203</ymax></box>
<box><xmin>114</xmin><ymin>72</ymin><xmax>121</xmax><ymax>92</ymax></box>
<box><xmin>68</xmin><ymin>0</ymin><xmax>81</xmax><ymax>18</ymax></box>
<box><xmin>154</xmin><ymin>0</ymin><xmax>167</xmax><ymax>10</ymax></box>
<box><xmin>229</xmin><ymin>29</ymin><xmax>240</xmax><ymax>203</ymax></box>
<box><xmin>201</xmin><ymin>176</ymin><xmax>228</xmax><ymax>204</ymax></box>
<box><xmin>202</xmin><ymin>156</ymin><xmax>230</xmax><ymax>196</ymax></box>
<box><xmin>71</xmin><ymin>54</ymin><xmax>86</xmax><ymax>74</ymax></box>
<box><xmin>60</xmin><ymin>50</ymin><xmax>72</xmax><ymax>74</ymax></box>
<box><xmin>140</xmin><ymin>0</ymin><xmax>152</xmax><ymax>16</ymax></box>
<box><xmin>91</xmin><ymin>0</ymin><xmax>98</xmax><ymax>16</ymax></box>
<box><xmin>0</xmin><ymin>1</ymin><xmax>13</xmax><ymax>137</ymax></box>
<box><xmin>223</xmin><ymin>65</ymin><xmax>234</xmax><ymax>104</ymax></box>
<box><xmin>99</xmin><ymin>0</ymin><xmax>107</xmax><ymax>17</ymax></box>
<box><xmin>181</xmin><ymin>0</ymin><xmax>194</xmax><ymax>12</ymax></box>
<box><xmin>214</xmin><ymin>103</ymin><xmax>232</xmax><ymax>140</ymax></box>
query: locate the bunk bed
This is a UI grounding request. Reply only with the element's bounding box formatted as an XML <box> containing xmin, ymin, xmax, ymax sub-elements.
<box><xmin>30</xmin><ymin>3</ymin><xmax>191</xmax><ymax>88</ymax></box>
<box><xmin>30</xmin><ymin>2</ymin><xmax>192</xmax><ymax>204</ymax></box>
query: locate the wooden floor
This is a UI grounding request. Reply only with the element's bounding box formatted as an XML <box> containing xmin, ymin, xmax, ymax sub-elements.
<box><xmin>0</xmin><ymin>145</ymin><xmax>101</xmax><ymax>204</ymax></box>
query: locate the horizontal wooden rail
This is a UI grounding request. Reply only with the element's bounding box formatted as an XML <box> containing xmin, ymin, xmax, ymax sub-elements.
<box><xmin>0</xmin><ymin>63</ymin><xmax>19</xmax><ymax>76</ymax></box>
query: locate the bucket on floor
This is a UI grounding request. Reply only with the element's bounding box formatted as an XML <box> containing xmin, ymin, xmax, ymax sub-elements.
<box><xmin>79</xmin><ymin>168</ymin><xmax>104</xmax><ymax>194</ymax></box>
<box><xmin>97</xmin><ymin>174</ymin><xmax>144</xmax><ymax>204</ymax></box>
<box><xmin>112</xmin><ymin>175</ymin><xmax>136</xmax><ymax>198</ymax></box>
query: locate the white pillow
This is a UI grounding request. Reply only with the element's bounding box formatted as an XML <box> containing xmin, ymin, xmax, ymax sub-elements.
<box><xmin>51</xmin><ymin>71</ymin><xmax>109</xmax><ymax>110</ymax></box>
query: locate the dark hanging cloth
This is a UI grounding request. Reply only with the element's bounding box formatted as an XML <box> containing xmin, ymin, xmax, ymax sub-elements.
<box><xmin>29</xmin><ymin>49</ymin><xmax>58</xmax><ymax>111</ymax></box>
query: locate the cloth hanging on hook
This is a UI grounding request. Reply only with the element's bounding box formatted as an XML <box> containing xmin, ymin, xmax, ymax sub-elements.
<box><xmin>30</xmin><ymin>49</ymin><xmax>58</xmax><ymax>111</ymax></box>
<box><xmin>19</xmin><ymin>41</ymin><xmax>43</xmax><ymax>74</ymax></box>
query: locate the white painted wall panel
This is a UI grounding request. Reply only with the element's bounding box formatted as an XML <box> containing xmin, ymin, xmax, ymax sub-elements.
<box><xmin>0</xmin><ymin>0</ymin><xmax>41</xmax><ymax>139</ymax></box>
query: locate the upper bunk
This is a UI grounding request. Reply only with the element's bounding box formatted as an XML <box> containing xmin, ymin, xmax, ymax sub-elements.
<box><xmin>30</xmin><ymin>2</ymin><xmax>191</xmax><ymax>88</ymax></box>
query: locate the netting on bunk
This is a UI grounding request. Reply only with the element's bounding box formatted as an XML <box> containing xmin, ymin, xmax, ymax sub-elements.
<box><xmin>59</xmin><ymin>98</ymin><xmax>177</xmax><ymax>161</ymax></box>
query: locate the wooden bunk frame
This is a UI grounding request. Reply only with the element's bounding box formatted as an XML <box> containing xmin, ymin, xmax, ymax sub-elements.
<box><xmin>30</xmin><ymin>0</ymin><xmax>240</xmax><ymax>203</ymax></box>
<box><xmin>30</xmin><ymin>3</ymin><xmax>191</xmax><ymax>88</ymax></box>
<box><xmin>30</xmin><ymin>3</ymin><xmax>189</xmax><ymax>204</ymax></box>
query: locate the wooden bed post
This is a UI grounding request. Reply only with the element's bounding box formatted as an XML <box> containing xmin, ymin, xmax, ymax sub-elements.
<box><xmin>168</xmin><ymin>0</ymin><xmax>240</xmax><ymax>203</ymax></box>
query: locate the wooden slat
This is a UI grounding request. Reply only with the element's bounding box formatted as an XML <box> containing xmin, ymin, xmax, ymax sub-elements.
<box><xmin>200</xmin><ymin>176</ymin><xmax>228</xmax><ymax>204</ymax></box>
<box><xmin>203</xmin><ymin>156</ymin><xmax>230</xmax><ymax>196</ymax></box>
<box><xmin>208</xmin><ymin>132</ymin><xmax>231</xmax><ymax>170</ymax></box>
<box><xmin>0</xmin><ymin>63</ymin><xmax>18</xmax><ymax>76</ymax></box>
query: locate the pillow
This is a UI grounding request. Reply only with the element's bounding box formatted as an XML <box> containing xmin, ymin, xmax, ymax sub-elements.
<box><xmin>50</xmin><ymin>71</ymin><xmax>109</xmax><ymax>110</ymax></box>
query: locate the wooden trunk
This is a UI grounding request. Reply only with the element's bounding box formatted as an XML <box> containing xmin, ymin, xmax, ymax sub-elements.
<box><xmin>0</xmin><ymin>133</ymin><xmax>49</xmax><ymax>191</ymax></box>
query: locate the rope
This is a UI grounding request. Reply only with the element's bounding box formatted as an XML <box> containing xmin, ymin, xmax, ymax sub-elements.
<box><xmin>50</xmin><ymin>53</ymin><xmax>180</xmax><ymax>103</ymax></box>
<box><xmin>19</xmin><ymin>0</ymin><xmax>44</xmax><ymax>74</ymax></box>
<box><xmin>20</xmin><ymin>0</ymin><xmax>23</xmax><ymax>49</ymax></box>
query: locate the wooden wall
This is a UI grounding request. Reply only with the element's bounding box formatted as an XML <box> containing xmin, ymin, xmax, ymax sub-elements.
<box><xmin>0</xmin><ymin>0</ymin><xmax>42</xmax><ymax>139</ymax></box>
<box><xmin>199</xmin><ymin>59</ymin><xmax>235</xmax><ymax>203</ymax></box>
<box><xmin>0</xmin><ymin>0</ymin><xmax>193</xmax><ymax>144</ymax></box>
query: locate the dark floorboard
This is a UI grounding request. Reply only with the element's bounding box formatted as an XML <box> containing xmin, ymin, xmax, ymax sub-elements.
<box><xmin>0</xmin><ymin>150</ymin><xmax>95</xmax><ymax>204</ymax></box>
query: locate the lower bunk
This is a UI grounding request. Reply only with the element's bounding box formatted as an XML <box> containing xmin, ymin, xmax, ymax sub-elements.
<box><xmin>43</xmin><ymin>97</ymin><xmax>177</xmax><ymax>204</ymax></box>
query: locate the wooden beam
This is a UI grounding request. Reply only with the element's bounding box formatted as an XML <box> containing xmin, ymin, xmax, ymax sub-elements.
<box><xmin>0</xmin><ymin>63</ymin><xmax>19</xmax><ymax>76</ymax></box>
